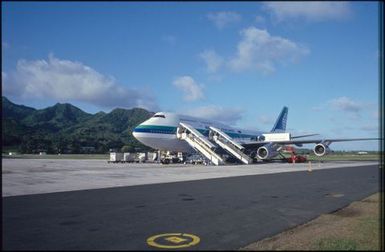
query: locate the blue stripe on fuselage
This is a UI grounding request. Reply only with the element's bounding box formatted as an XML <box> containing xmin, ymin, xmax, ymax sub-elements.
<box><xmin>133</xmin><ymin>125</ymin><xmax>256</xmax><ymax>139</ymax></box>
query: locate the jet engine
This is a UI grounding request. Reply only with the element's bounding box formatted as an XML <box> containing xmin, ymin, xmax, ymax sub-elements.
<box><xmin>313</xmin><ymin>143</ymin><xmax>331</xmax><ymax>157</ymax></box>
<box><xmin>257</xmin><ymin>144</ymin><xmax>278</xmax><ymax>160</ymax></box>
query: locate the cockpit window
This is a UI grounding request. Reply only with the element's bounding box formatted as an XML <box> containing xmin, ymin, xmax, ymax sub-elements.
<box><xmin>153</xmin><ymin>114</ymin><xmax>165</xmax><ymax>118</ymax></box>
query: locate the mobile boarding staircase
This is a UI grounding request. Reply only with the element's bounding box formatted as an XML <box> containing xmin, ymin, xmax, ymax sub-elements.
<box><xmin>176</xmin><ymin>122</ymin><xmax>253</xmax><ymax>166</ymax></box>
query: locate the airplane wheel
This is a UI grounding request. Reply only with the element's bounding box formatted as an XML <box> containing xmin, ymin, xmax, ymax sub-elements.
<box><xmin>162</xmin><ymin>159</ymin><xmax>170</xmax><ymax>164</ymax></box>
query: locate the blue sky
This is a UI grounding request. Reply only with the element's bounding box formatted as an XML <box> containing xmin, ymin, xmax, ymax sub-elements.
<box><xmin>2</xmin><ymin>2</ymin><xmax>380</xmax><ymax>150</ymax></box>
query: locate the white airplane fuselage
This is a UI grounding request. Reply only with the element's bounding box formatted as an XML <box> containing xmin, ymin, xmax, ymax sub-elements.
<box><xmin>132</xmin><ymin>107</ymin><xmax>378</xmax><ymax>161</ymax></box>
<box><xmin>132</xmin><ymin>112</ymin><xmax>262</xmax><ymax>152</ymax></box>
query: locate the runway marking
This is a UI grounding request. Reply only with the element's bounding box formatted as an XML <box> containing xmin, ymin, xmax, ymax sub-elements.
<box><xmin>147</xmin><ymin>233</ymin><xmax>200</xmax><ymax>249</ymax></box>
<box><xmin>325</xmin><ymin>193</ymin><xmax>345</xmax><ymax>198</ymax></box>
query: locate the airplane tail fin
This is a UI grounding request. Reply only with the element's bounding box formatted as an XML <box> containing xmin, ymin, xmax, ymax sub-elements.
<box><xmin>271</xmin><ymin>106</ymin><xmax>288</xmax><ymax>133</ymax></box>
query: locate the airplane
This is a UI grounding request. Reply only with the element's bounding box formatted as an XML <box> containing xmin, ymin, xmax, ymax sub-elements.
<box><xmin>132</xmin><ymin>106</ymin><xmax>378</xmax><ymax>164</ymax></box>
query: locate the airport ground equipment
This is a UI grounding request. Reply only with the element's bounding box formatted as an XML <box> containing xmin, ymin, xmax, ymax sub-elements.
<box><xmin>108</xmin><ymin>152</ymin><xmax>157</xmax><ymax>163</ymax></box>
<box><xmin>176</xmin><ymin>123</ymin><xmax>309</xmax><ymax>165</ymax></box>
<box><xmin>123</xmin><ymin>153</ymin><xmax>136</xmax><ymax>162</ymax></box>
<box><xmin>160</xmin><ymin>151</ymin><xmax>183</xmax><ymax>164</ymax></box>
<box><xmin>108</xmin><ymin>152</ymin><xmax>124</xmax><ymax>163</ymax></box>
<box><xmin>184</xmin><ymin>153</ymin><xmax>206</xmax><ymax>165</ymax></box>
<box><xmin>209</xmin><ymin>126</ymin><xmax>253</xmax><ymax>164</ymax></box>
<box><xmin>135</xmin><ymin>153</ymin><xmax>147</xmax><ymax>163</ymax></box>
<box><xmin>280</xmin><ymin>146</ymin><xmax>307</xmax><ymax>163</ymax></box>
<box><xmin>177</xmin><ymin>123</ymin><xmax>225</xmax><ymax>166</ymax></box>
<box><xmin>147</xmin><ymin>152</ymin><xmax>158</xmax><ymax>162</ymax></box>
<box><xmin>286</xmin><ymin>154</ymin><xmax>307</xmax><ymax>163</ymax></box>
<box><xmin>177</xmin><ymin>123</ymin><xmax>254</xmax><ymax>165</ymax></box>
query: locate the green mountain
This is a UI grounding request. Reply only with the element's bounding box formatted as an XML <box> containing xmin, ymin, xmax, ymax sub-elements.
<box><xmin>2</xmin><ymin>96</ymin><xmax>36</xmax><ymax>120</ymax></box>
<box><xmin>2</xmin><ymin>96</ymin><xmax>154</xmax><ymax>154</ymax></box>
<box><xmin>22</xmin><ymin>103</ymin><xmax>93</xmax><ymax>133</ymax></box>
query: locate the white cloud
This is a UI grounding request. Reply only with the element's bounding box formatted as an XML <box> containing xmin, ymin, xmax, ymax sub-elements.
<box><xmin>199</xmin><ymin>50</ymin><xmax>224</xmax><ymax>73</ymax></box>
<box><xmin>173</xmin><ymin>76</ymin><xmax>204</xmax><ymax>101</ymax></box>
<box><xmin>328</xmin><ymin>96</ymin><xmax>363</xmax><ymax>113</ymax></box>
<box><xmin>263</xmin><ymin>1</ymin><xmax>352</xmax><ymax>22</ymax></box>
<box><xmin>185</xmin><ymin>105</ymin><xmax>244</xmax><ymax>125</ymax></box>
<box><xmin>2</xmin><ymin>54</ymin><xmax>158</xmax><ymax>110</ymax></box>
<box><xmin>207</xmin><ymin>11</ymin><xmax>241</xmax><ymax>29</ymax></box>
<box><xmin>228</xmin><ymin>27</ymin><xmax>309</xmax><ymax>74</ymax></box>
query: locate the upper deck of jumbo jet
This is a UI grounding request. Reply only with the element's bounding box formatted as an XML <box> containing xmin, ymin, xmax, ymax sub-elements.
<box><xmin>133</xmin><ymin>112</ymin><xmax>262</xmax><ymax>139</ymax></box>
<box><xmin>134</xmin><ymin>112</ymin><xmax>230</xmax><ymax>131</ymax></box>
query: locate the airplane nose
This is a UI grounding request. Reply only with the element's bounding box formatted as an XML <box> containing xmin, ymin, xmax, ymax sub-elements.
<box><xmin>132</xmin><ymin>126</ymin><xmax>140</xmax><ymax>138</ymax></box>
<box><xmin>132</xmin><ymin>124</ymin><xmax>147</xmax><ymax>141</ymax></box>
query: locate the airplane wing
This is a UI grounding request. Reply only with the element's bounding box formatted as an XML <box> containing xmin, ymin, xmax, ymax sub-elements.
<box><xmin>291</xmin><ymin>133</ymin><xmax>319</xmax><ymax>139</ymax></box>
<box><xmin>241</xmin><ymin>137</ymin><xmax>380</xmax><ymax>148</ymax></box>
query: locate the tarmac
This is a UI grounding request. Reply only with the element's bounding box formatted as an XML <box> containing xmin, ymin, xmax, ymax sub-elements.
<box><xmin>2</xmin><ymin>159</ymin><xmax>379</xmax><ymax>197</ymax></box>
<box><xmin>2</xmin><ymin>160</ymin><xmax>380</xmax><ymax>250</ymax></box>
